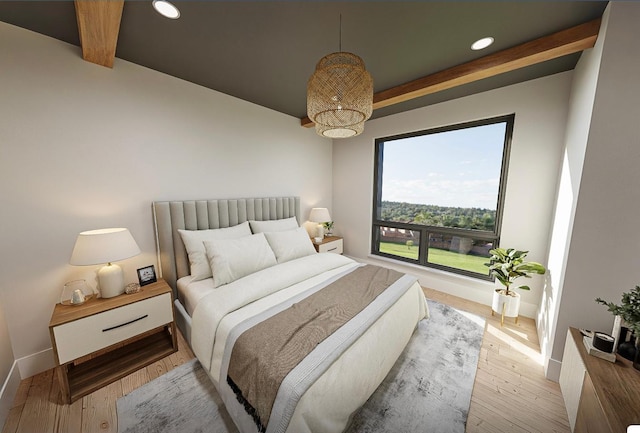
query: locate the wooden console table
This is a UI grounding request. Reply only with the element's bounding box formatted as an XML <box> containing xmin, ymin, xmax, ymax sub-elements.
<box><xmin>559</xmin><ymin>327</ymin><xmax>640</xmax><ymax>432</ymax></box>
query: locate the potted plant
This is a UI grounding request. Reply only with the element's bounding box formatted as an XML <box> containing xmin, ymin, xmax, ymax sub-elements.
<box><xmin>596</xmin><ymin>286</ymin><xmax>640</xmax><ymax>369</ymax></box>
<box><xmin>485</xmin><ymin>248</ymin><xmax>546</xmax><ymax>324</ymax></box>
<box><xmin>322</xmin><ymin>221</ymin><xmax>334</xmax><ymax>237</ymax></box>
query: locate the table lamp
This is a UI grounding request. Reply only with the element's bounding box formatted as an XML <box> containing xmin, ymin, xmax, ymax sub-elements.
<box><xmin>309</xmin><ymin>207</ymin><xmax>331</xmax><ymax>239</ymax></box>
<box><xmin>69</xmin><ymin>228</ymin><xmax>141</xmax><ymax>298</ymax></box>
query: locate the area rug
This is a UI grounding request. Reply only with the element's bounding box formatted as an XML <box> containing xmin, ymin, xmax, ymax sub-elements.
<box><xmin>117</xmin><ymin>299</ymin><xmax>485</xmax><ymax>433</ymax></box>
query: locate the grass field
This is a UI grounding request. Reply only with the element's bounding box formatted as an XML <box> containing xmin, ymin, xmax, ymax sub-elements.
<box><xmin>379</xmin><ymin>242</ymin><xmax>489</xmax><ymax>275</ymax></box>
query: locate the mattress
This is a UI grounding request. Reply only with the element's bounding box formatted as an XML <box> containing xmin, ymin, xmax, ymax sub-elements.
<box><xmin>177</xmin><ymin>275</ymin><xmax>214</xmax><ymax>317</ymax></box>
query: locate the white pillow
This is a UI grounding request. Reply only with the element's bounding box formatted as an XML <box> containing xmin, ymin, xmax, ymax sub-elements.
<box><xmin>249</xmin><ymin>216</ymin><xmax>298</xmax><ymax>233</ymax></box>
<box><xmin>178</xmin><ymin>222</ymin><xmax>251</xmax><ymax>281</ymax></box>
<box><xmin>264</xmin><ymin>227</ymin><xmax>317</xmax><ymax>264</ymax></box>
<box><xmin>204</xmin><ymin>233</ymin><xmax>277</xmax><ymax>288</ymax></box>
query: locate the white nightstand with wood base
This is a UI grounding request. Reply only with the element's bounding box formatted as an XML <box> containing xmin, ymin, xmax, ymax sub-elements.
<box><xmin>49</xmin><ymin>279</ymin><xmax>177</xmax><ymax>404</ymax></box>
<box><xmin>313</xmin><ymin>236</ymin><xmax>343</xmax><ymax>254</ymax></box>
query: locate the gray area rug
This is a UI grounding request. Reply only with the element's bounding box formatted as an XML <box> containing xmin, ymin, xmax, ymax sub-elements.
<box><xmin>117</xmin><ymin>300</ymin><xmax>485</xmax><ymax>433</ymax></box>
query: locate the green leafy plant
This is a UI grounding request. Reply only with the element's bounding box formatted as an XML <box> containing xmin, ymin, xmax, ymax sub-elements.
<box><xmin>595</xmin><ymin>286</ymin><xmax>640</xmax><ymax>336</ymax></box>
<box><xmin>322</xmin><ymin>221</ymin><xmax>334</xmax><ymax>233</ymax></box>
<box><xmin>484</xmin><ymin>248</ymin><xmax>546</xmax><ymax>296</ymax></box>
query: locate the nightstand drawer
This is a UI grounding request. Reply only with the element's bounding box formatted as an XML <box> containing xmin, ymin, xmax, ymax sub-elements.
<box><xmin>317</xmin><ymin>238</ymin><xmax>343</xmax><ymax>254</ymax></box>
<box><xmin>53</xmin><ymin>292</ymin><xmax>172</xmax><ymax>364</ymax></box>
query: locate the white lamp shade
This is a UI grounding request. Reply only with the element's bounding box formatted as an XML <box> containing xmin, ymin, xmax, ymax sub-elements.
<box><xmin>70</xmin><ymin>228</ymin><xmax>141</xmax><ymax>265</ymax></box>
<box><xmin>309</xmin><ymin>208</ymin><xmax>332</xmax><ymax>223</ymax></box>
<box><xmin>69</xmin><ymin>228</ymin><xmax>141</xmax><ymax>299</ymax></box>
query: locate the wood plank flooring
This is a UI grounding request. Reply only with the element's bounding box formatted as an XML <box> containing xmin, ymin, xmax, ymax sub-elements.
<box><xmin>2</xmin><ymin>289</ymin><xmax>569</xmax><ymax>433</ymax></box>
<box><xmin>424</xmin><ymin>288</ymin><xmax>570</xmax><ymax>433</ymax></box>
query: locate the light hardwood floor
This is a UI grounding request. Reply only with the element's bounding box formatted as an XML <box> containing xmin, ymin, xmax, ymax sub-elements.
<box><xmin>2</xmin><ymin>289</ymin><xmax>570</xmax><ymax>433</ymax></box>
<box><xmin>424</xmin><ymin>288</ymin><xmax>570</xmax><ymax>433</ymax></box>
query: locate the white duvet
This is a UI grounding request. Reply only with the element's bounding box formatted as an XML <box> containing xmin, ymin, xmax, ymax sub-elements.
<box><xmin>191</xmin><ymin>253</ymin><xmax>429</xmax><ymax>433</ymax></box>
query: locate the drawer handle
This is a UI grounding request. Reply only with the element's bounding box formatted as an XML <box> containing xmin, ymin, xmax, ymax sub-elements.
<box><xmin>102</xmin><ymin>314</ymin><xmax>148</xmax><ymax>332</ymax></box>
<box><xmin>328</xmin><ymin>247</ymin><xmax>337</xmax><ymax>251</ymax></box>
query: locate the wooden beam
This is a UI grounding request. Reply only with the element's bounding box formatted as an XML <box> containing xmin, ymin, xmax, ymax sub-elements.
<box><xmin>75</xmin><ymin>0</ymin><xmax>124</xmax><ymax>68</ymax></box>
<box><xmin>302</xmin><ymin>18</ymin><xmax>601</xmax><ymax>127</ymax></box>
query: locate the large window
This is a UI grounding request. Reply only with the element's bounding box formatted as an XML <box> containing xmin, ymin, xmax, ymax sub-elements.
<box><xmin>372</xmin><ymin>115</ymin><xmax>513</xmax><ymax>279</ymax></box>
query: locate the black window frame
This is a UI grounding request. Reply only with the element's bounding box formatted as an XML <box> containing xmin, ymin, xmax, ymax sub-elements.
<box><xmin>371</xmin><ymin>114</ymin><xmax>514</xmax><ymax>280</ymax></box>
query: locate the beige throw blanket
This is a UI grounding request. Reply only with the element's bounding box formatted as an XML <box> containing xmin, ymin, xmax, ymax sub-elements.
<box><xmin>226</xmin><ymin>265</ymin><xmax>403</xmax><ymax>432</ymax></box>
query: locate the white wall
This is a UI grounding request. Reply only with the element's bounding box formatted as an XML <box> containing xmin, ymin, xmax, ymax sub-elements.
<box><xmin>538</xmin><ymin>5</ymin><xmax>608</xmax><ymax>380</ymax></box>
<box><xmin>0</xmin><ymin>297</ymin><xmax>18</xmax><ymax>426</ymax></box>
<box><xmin>0</xmin><ymin>303</ymin><xmax>13</xmax><ymax>391</ymax></box>
<box><xmin>333</xmin><ymin>72</ymin><xmax>572</xmax><ymax>316</ymax></box>
<box><xmin>0</xmin><ymin>22</ymin><xmax>332</xmax><ymax>382</ymax></box>
<box><xmin>543</xmin><ymin>2</ymin><xmax>640</xmax><ymax>378</ymax></box>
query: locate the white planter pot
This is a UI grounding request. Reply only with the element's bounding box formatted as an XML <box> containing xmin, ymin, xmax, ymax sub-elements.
<box><xmin>491</xmin><ymin>289</ymin><xmax>521</xmax><ymax>318</ymax></box>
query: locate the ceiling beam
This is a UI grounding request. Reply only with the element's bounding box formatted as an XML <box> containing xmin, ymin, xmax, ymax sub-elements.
<box><xmin>301</xmin><ymin>18</ymin><xmax>601</xmax><ymax>128</ymax></box>
<box><xmin>74</xmin><ymin>0</ymin><xmax>124</xmax><ymax>68</ymax></box>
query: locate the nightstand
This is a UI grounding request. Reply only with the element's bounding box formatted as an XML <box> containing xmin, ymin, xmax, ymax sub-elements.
<box><xmin>49</xmin><ymin>279</ymin><xmax>177</xmax><ymax>403</ymax></box>
<box><xmin>313</xmin><ymin>236</ymin><xmax>343</xmax><ymax>254</ymax></box>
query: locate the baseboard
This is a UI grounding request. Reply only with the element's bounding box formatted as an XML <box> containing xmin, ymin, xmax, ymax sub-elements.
<box><xmin>545</xmin><ymin>356</ymin><xmax>562</xmax><ymax>382</ymax></box>
<box><xmin>16</xmin><ymin>348</ymin><xmax>54</xmax><ymax>380</ymax></box>
<box><xmin>1</xmin><ymin>350</ymin><xmax>55</xmax><ymax>427</ymax></box>
<box><xmin>0</xmin><ymin>361</ymin><xmax>21</xmax><ymax>428</ymax></box>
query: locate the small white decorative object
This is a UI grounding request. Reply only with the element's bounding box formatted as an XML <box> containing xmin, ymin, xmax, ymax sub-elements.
<box><xmin>314</xmin><ymin>237</ymin><xmax>323</xmax><ymax>243</ymax></box>
<box><xmin>71</xmin><ymin>289</ymin><xmax>85</xmax><ymax>305</ymax></box>
<box><xmin>612</xmin><ymin>315</ymin><xmax>625</xmax><ymax>354</ymax></box>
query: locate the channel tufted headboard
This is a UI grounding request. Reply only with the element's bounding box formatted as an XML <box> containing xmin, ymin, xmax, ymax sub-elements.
<box><xmin>152</xmin><ymin>196</ymin><xmax>300</xmax><ymax>297</ymax></box>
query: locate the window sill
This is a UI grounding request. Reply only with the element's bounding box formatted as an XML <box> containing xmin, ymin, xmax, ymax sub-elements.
<box><xmin>365</xmin><ymin>253</ymin><xmax>494</xmax><ymax>287</ymax></box>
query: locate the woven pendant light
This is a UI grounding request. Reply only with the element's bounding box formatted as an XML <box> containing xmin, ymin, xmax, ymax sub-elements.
<box><xmin>315</xmin><ymin>118</ymin><xmax>364</xmax><ymax>139</ymax></box>
<box><xmin>307</xmin><ymin>51</ymin><xmax>373</xmax><ymax>138</ymax></box>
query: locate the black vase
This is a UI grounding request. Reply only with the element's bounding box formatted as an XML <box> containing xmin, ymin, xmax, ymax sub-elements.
<box><xmin>634</xmin><ymin>337</ymin><xmax>640</xmax><ymax>371</ymax></box>
<box><xmin>618</xmin><ymin>328</ymin><xmax>637</xmax><ymax>361</ymax></box>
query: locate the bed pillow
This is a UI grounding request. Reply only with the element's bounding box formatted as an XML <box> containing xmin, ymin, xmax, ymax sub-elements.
<box><xmin>264</xmin><ymin>227</ymin><xmax>317</xmax><ymax>264</ymax></box>
<box><xmin>249</xmin><ymin>216</ymin><xmax>298</xmax><ymax>233</ymax></box>
<box><xmin>204</xmin><ymin>233</ymin><xmax>277</xmax><ymax>288</ymax></box>
<box><xmin>178</xmin><ymin>221</ymin><xmax>252</xmax><ymax>281</ymax></box>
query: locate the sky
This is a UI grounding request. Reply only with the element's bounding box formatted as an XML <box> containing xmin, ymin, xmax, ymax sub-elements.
<box><xmin>380</xmin><ymin>121</ymin><xmax>507</xmax><ymax>210</ymax></box>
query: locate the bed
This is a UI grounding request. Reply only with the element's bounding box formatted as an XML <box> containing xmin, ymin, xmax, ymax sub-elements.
<box><xmin>152</xmin><ymin>197</ymin><xmax>429</xmax><ymax>433</ymax></box>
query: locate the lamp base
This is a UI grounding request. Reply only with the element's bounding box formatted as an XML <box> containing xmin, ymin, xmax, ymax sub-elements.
<box><xmin>98</xmin><ymin>263</ymin><xmax>125</xmax><ymax>298</ymax></box>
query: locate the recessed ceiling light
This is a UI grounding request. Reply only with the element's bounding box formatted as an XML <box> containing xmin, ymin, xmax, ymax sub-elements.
<box><xmin>152</xmin><ymin>0</ymin><xmax>180</xmax><ymax>19</ymax></box>
<box><xmin>471</xmin><ymin>37</ymin><xmax>494</xmax><ymax>51</ymax></box>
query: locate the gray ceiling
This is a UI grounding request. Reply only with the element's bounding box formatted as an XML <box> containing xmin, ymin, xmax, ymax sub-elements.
<box><xmin>0</xmin><ymin>1</ymin><xmax>608</xmax><ymax>121</ymax></box>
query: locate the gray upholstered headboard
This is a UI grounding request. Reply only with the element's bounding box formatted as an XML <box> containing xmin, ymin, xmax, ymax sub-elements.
<box><xmin>152</xmin><ymin>197</ymin><xmax>300</xmax><ymax>296</ymax></box>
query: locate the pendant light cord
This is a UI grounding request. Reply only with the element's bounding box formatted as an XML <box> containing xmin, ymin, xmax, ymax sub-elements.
<box><xmin>339</xmin><ymin>14</ymin><xmax>342</xmax><ymax>52</ymax></box>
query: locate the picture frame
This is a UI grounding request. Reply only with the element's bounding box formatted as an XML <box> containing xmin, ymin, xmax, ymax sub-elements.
<box><xmin>137</xmin><ymin>265</ymin><xmax>157</xmax><ymax>286</ymax></box>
